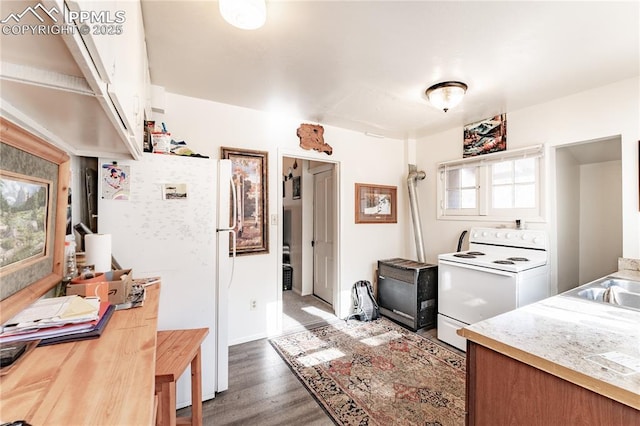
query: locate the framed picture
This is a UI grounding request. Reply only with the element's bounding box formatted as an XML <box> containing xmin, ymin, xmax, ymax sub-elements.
<box><xmin>355</xmin><ymin>183</ymin><xmax>397</xmax><ymax>224</ymax></box>
<box><xmin>0</xmin><ymin>171</ymin><xmax>50</xmax><ymax>270</ymax></box>
<box><xmin>100</xmin><ymin>163</ymin><xmax>130</xmax><ymax>200</ymax></box>
<box><xmin>0</xmin><ymin>118</ymin><xmax>70</xmax><ymax>325</ymax></box>
<box><xmin>221</xmin><ymin>147</ymin><xmax>269</xmax><ymax>255</ymax></box>
<box><xmin>292</xmin><ymin>176</ymin><xmax>301</xmax><ymax>200</ymax></box>
<box><xmin>463</xmin><ymin>113</ymin><xmax>507</xmax><ymax>158</ymax></box>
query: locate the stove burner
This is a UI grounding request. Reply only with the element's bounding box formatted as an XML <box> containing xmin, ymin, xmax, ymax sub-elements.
<box><xmin>507</xmin><ymin>257</ymin><xmax>529</xmax><ymax>262</ymax></box>
<box><xmin>467</xmin><ymin>251</ymin><xmax>485</xmax><ymax>256</ymax></box>
<box><xmin>493</xmin><ymin>260</ymin><xmax>515</xmax><ymax>265</ymax></box>
<box><xmin>454</xmin><ymin>253</ymin><xmax>477</xmax><ymax>258</ymax></box>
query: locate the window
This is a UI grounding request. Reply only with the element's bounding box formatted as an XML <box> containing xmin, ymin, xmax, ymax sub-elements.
<box><xmin>438</xmin><ymin>145</ymin><xmax>543</xmax><ymax>221</ymax></box>
<box><xmin>443</xmin><ymin>166</ymin><xmax>479</xmax><ymax>215</ymax></box>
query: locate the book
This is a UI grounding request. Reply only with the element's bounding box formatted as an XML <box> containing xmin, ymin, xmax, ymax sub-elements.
<box><xmin>37</xmin><ymin>304</ymin><xmax>115</xmax><ymax>347</ymax></box>
<box><xmin>0</xmin><ymin>302</ymin><xmax>110</xmax><ymax>345</ymax></box>
<box><xmin>2</xmin><ymin>296</ymin><xmax>99</xmax><ymax>335</ymax></box>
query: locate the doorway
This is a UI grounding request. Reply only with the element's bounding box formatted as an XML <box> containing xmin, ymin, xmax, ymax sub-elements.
<box><xmin>281</xmin><ymin>156</ymin><xmax>338</xmax><ymax>331</ymax></box>
<box><xmin>554</xmin><ymin>136</ymin><xmax>623</xmax><ymax>293</ymax></box>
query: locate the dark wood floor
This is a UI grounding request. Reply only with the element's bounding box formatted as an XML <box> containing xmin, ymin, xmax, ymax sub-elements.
<box><xmin>178</xmin><ymin>338</ymin><xmax>334</xmax><ymax>425</ymax></box>
<box><xmin>177</xmin><ymin>287</ymin><xmax>462</xmax><ymax>426</ymax></box>
<box><xmin>177</xmin><ymin>324</ymin><xmax>461</xmax><ymax>425</ymax></box>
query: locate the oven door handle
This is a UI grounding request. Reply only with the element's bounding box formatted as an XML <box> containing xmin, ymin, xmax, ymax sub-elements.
<box><xmin>439</xmin><ymin>259</ymin><xmax>516</xmax><ymax>277</ymax></box>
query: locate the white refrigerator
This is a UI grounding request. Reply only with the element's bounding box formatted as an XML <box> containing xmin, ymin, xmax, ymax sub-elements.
<box><xmin>98</xmin><ymin>153</ymin><xmax>230</xmax><ymax>407</ymax></box>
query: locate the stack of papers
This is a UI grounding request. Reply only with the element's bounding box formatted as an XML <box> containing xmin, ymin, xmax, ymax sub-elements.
<box><xmin>0</xmin><ymin>296</ymin><xmax>113</xmax><ymax>345</ymax></box>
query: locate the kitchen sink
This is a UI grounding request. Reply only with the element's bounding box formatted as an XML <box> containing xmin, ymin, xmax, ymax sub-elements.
<box><xmin>561</xmin><ymin>277</ymin><xmax>640</xmax><ymax>311</ymax></box>
<box><xmin>597</xmin><ymin>278</ymin><xmax>640</xmax><ymax>293</ymax></box>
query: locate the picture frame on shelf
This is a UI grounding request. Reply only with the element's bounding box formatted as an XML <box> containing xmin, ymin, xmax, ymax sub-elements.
<box><xmin>0</xmin><ymin>118</ymin><xmax>70</xmax><ymax>325</ymax></box>
<box><xmin>220</xmin><ymin>147</ymin><xmax>269</xmax><ymax>255</ymax></box>
<box><xmin>355</xmin><ymin>183</ymin><xmax>397</xmax><ymax>224</ymax></box>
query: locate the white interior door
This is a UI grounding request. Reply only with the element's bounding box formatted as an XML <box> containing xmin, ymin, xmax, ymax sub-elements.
<box><xmin>313</xmin><ymin>169</ymin><xmax>334</xmax><ymax>304</ymax></box>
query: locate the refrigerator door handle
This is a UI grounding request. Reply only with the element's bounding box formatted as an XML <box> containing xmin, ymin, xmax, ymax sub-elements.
<box><xmin>217</xmin><ymin>178</ymin><xmax>237</xmax><ymax>233</ymax></box>
<box><xmin>226</xmin><ymin>228</ymin><xmax>236</xmax><ymax>288</ymax></box>
<box><xmin>230</xmin><ymin>176</ymin><xmax>237</xmax><ymax>230</ymax></box>
<box><xmin>228</xmin><ymin>178</ymin><xmax>237</xmax><ymax>286</ymax></box>
<box><xmin>216</xmin><ymin>176</ymin><xmax>237</xmax><ymax>288</ymax></box>
<box><xmin>230</xmin><ymin>229</ymin><xmax>236</xmax><ymax>259</ymax></box>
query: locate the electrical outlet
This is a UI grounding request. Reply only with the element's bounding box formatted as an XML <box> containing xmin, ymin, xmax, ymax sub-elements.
<box><xmin>250</xmin><ymin>300</ymin><xmax>257</xmax><ymax>310</ymax></box>
<box><xmin>270</xmin><ymin>214</ymin><xmax>277</xmax><ymax>225</ymax></box>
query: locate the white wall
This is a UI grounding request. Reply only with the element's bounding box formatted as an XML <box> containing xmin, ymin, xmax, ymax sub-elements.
<box><xmin>555</xmin><ymin>148</ymin><xmax>580</xmax><ymax>293</ymax></box>
<box><xmin>579</xmin><ymin>160</ymin><xmax>623</xmax><ymax>283</ymax></box>
<box><xmin>158</xmin><ymin>93</ymin><xmax>411</xmax><ymax>345</ymax></box>
<box><xmin>417</xmin><ymin>77</ymin><xmax>640</xmax><ymax>293</ymax></box>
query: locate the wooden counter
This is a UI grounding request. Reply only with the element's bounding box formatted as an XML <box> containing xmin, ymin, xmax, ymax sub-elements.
<box><xmin>465</xmin><ymin>341</ymin><xmax>640</xmax><ymax>425</ymax></box>
<box><xmin>0</xmin><ymin>284</ymin><xmax>160</xmax><ymax>425</ymax></box>
<box><xmin>458</xmin><ymin>276</ymin><xmax>640</xmax><ymax>423</ymax></box>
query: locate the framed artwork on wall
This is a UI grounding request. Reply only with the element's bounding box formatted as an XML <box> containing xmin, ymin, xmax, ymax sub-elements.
<box><xmin>463</xmin><ymin>113</ymin><xmax>507</xmax><ymax>158</ymax></box>
<box><xmin>0</xmin><ymin>171</ymin><xmax>50</xmax><ymax>271</ymax></box>
<box><xmin>221</xmin><ymin>147</ymin><xmax>269</xmax><ymax>255</ymax></box>
<box><xmin>355</xmin><ymin>183</ymin><xmax>397</xmax><ymax>224</ymax></box>
<box><xmin>292</xmin><ymin>176</ymin><xmax>301</xmax><ymax>200</ymax></box>
<box><xmin>0</xmin><ymin>117</ymin><xmax>70</xmax><ymax>324</ymax></box>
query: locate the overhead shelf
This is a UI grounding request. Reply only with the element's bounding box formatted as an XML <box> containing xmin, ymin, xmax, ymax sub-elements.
<box><xmin>0</xmin><ymin>0</ymin><xmax>148</xmax><ymax>160</ymax></box>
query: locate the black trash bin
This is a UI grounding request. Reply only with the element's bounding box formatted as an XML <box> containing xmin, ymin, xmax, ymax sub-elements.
<box><xmin>283</xmin><ymin>264</ymin><xmax>293</xmax><ymax>291</ymax></box>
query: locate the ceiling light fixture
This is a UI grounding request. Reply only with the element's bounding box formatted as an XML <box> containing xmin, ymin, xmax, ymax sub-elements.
<box><xmin>364</xmin><ymin>132</ymin><xmax>385</xmax><ymax>138</ymax></box>
<box><xmin>425</xmin><ymin>81</ymin><xmax>468</xmax><ymax>112</ymax></box>
<box><xmin>219</xmin><ymin>0</ymin><xmax>266</xmax><ymax>30</ymax></box>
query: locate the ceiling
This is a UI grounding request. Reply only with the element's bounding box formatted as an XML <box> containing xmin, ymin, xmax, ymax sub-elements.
<box><xmin>560</xmin><ymin>136</ymin><xmax>622</xmax><ymax>165</ymax></box>
<box><xmin>142</xmin><ymin>1</ymin><xmax>639</xmax><ymax>140</ymax></box>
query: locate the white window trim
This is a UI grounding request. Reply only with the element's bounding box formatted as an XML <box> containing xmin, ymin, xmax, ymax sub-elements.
<box><xmin>441</xmin><ymin>165</ymin><xmax>480</xmax><ymax>216</ymax></box>
<box><xmin>437</xmin><ymin>145</ymin><xmax>546</xmax><ymax>222</ymax></box>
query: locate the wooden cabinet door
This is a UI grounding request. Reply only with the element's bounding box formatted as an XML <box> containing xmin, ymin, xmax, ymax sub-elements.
<box><xmin>466</xmin><ymin>342</ymin><xmax>640</xmax><ymax>425</ymax></box>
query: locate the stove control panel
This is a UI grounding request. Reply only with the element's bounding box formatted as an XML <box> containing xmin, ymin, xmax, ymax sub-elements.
<box><xmin>470</xmin><ymin>227</ymin><xmax>548</xmax><ymax>250</ymax></box>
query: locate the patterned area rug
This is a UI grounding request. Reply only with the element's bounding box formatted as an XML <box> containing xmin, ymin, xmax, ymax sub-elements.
<box><xmin>269</xmin><ymin>317</ymin><xmax>466</xmax><ymax>425</ymax></box>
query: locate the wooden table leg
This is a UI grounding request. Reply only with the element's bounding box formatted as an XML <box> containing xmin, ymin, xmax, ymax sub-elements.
<box><xmin>156</xmin><ymin>329</ymin><xmax>208</xmax><ymax>426</ymax></box>
<box><xmin>190</xmin><ymin>347</ymin><xmax>203</xmax><ymax>426</ymax></box>
<box><xmin>156</xmin><ymin>381</ymin><xmax>177</xmax><ymax>426</ymax></box>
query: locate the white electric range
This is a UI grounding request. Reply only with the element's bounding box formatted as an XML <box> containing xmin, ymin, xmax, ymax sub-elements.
<box><xmin>437</xmin><ymin>227</ymin><xmax>550</xmax><ymax>351</ymax></box>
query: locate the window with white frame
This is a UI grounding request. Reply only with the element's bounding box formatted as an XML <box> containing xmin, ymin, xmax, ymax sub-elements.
<box><xmin>443</xmin><ymin>166</ymin><xmax>479</xmax><ymax>215</ymax></box>
<box><xmin>438</xmin><ymin>145</ymin><xmax>544</xmax><ymax>220</ymax></box>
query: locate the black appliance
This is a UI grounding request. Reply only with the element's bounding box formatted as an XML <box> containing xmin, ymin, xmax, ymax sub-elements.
<box><xmin>377</xmin><ymin>258</ymin><xmax>437</xmax><ymax>331</ymax></box>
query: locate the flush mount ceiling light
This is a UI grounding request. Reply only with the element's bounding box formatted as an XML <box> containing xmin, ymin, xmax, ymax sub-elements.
<box><xmin>219</xmin><ymin>0</ymin><xmax>266</xmax><ymax>30</ymax></box>
<box><xmin>425</xmin><ymin>81</ymin><xmax>468</xmax><ymax>112</ymax></box>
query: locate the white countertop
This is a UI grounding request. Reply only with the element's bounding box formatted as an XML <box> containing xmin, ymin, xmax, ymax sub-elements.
<box><xmin>459</xmin><ymin>270</ymin><xmax>640</xmax><ymax>410</ymax></box>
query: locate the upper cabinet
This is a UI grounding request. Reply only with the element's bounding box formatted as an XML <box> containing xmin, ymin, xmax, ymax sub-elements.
<box><xmin>0</xmin><ymin>0</ymin><xmax>149</xmax><ymax>159</ymax></box>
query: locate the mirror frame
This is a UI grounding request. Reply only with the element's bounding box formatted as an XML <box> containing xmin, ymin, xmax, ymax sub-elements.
<box><xmin>0</xmin><ymin>118</ymin><xmax>70</xmax><ymax>325</ymax></box>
